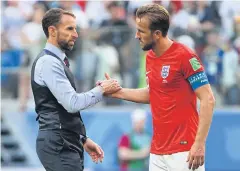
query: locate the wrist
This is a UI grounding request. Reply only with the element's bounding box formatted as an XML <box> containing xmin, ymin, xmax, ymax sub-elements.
<box><xmin>97</xmin><ymin>85</ymin><xmax>105</xmax><ymax>94</ymax></box>
<box><xmin>194</xmin><ymin>138</ymin><xmax>206</xmax><ymax>145</ymax></box>
<box><xmin>81</xmin><ymin>136</ymin><xmax>89</xmax><ymax>145</ymax></box>
<box><xmin>111</xmin><ymin>89</ymin><xmax>123</xmax><ymax>99</ymax></box>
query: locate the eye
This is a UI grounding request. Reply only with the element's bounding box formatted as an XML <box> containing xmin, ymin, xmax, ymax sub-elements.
<box><xmin>137</xmin><ymin>29</ymin><xmax>144</xmax><ymax>33</ymax></box>
<box><xmin>67</xmin><ymin>26</ymin><xmax>76</xmax><ymax>31</ymax></box>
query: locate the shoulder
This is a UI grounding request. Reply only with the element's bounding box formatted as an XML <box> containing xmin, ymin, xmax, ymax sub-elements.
<box><xmin>35</xmin><ymin>54</ymin><xmax>65</xmax><ymax>76</ymax></box>
<box><xmin>120</xmin><ymin>134</ymin><xmax>130</xmax><ymax>141</ymax></box>
<box><xmin>119</xmin><ymin>134</ymin><xmax>130</xmax><ymax>147</ymax></box>
<box><xmin>175</xmin><ymin>42</ymin><xmax>196</xmax><ymax>58</ymax></box>
<box><xmin>36</xmin><ymin>55</ymin><xmax>62</xmax><ymax>68</ymax></box>
<box><xmin>174</xmin><ymin>42</ymin><xmax>200</xmax><ymax>64</ymax></box>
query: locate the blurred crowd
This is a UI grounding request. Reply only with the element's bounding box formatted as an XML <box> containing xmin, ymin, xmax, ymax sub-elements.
<box><xmin>1</xmin><ymin>0</ymin><xmax>240</xmax><ymax>110</ymax></box>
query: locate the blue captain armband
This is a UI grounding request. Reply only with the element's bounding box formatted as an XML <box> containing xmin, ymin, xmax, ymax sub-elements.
<box><xmin>187</xmin><ymin>71</ymin><xmax>209</xmax><ymax>90</ymax></box>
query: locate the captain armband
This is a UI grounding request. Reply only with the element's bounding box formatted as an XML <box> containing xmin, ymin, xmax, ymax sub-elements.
<box><xmin>187</xmin><ymin>71</ymin><xmax>209</xmax><ymax>90</ymax></box>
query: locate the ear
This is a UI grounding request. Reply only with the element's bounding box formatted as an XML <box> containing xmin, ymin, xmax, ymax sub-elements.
<box><xmin>155</xmin><ymin>30</ymin><xmax>162</xmax><ymax>37</ymax></box>
<box><xmin>49</xmin><ymin>26</ymin><xmax>57</xmax><ymax>37</ymax></box>
<box><xmin>153</xmin><ymin>30</ymin><xmax>162</xmax><ymax>40</ymax></box>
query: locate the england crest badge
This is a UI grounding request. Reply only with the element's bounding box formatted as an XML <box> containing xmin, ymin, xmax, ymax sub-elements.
<box><xmin>161</xmin><ymin>65</ymin><xmax>170</xmax><ymax>79</ymax></box>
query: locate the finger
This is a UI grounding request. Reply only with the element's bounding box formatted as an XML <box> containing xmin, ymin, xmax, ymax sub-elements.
<box><xmin>200</xmin><ymin>156</ymin><xmax>204</xmax><ymax>166</ymax></box>
<box><xmin>188</xmin><ymin>155</ymin><xmax>194</xmax><ymax>170</ymax></box>
<box><xmin>186</xmin><ymin>152</ymin><xmax>190</xmax><ymax>162</ymax></box>
<box><xmin>192</xmin><ymin>157</ymin><xmax>199</xmax><ymax>170</ymax></box>
<box><xmin>105</xmin><ymin>73</ymin><xmax>111</xmax><ymax>80</ymax></box>
<box><xmin>199</xmin><ymin>157</ymin><xmax>202</xmax><ymax>167</ymax></box>
<box><xmin>117</xmin><ymin>87</ymin><xmax>122</xmax><ymax>91</ymax></box>
<box><xmin>95</xmin><ymin>145</ymin><xmax>102</xmax><ymax>156</ymax></box>
<box><xmin>90</xmin><ymin>153</ymin><xmax>98</xmax><ymax>163</ymax></box>
<box><xmin>92</xmin><ymin>156</ymin><xmax>97</xmax><ymax>163</ymax></box>
<box><xmin>93</xmin><ymin>155</ymin><xmax>98</xmax><ymax>163</ymax></box>
<box><xmin>98</xmin><ymin>147</ymin><xmax>103</xmax><ymax>155</ymax></box>
<box><xmin>97</xmin><ymin>146</ymin><xmax>104</xmax><ymax>157</ymax></box>
<box><xmin>192</xmin><ymin>159</ymin><xmax>196</xmax><ymax>170</ymax></box>
<box><xmin>115</xmin><ymin>85</ymin><xmax>121</xmax><ymax>89</ymax></box>
<box><xmin>91</xmin><ymin>153</ymin><xmax>97</xmax><ymax>159</ymax></box>
<box><xmin>96</xmin><ymin>80</ymin><xmax>102</xmax><ymax>86</ymax></box>
<box><xmin>98</xmin><ymin>146</ymin><xmax>104</xmax><ymax>162</ymax></box>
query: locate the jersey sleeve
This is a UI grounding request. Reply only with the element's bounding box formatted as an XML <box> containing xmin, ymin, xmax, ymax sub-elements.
<box><xmin>181</xmin><ymin>53</ymin><xmax>209</xmax><ymax>90</ymax></box>
<box><xmin>181</xmin><ymin>53</ymin><xmax>204</xmax><ymax>79</ymax></box>
<box><xmin>118</xmin><ymin>134</ymin><xmax>130</xmax><ymax>148</ymax></box>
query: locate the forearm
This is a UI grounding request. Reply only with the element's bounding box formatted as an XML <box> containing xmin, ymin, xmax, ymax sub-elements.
<box><xmin>41</xmin><ymin>57</ymin><xmax>104</xmax><ymax>113</ymax></box>
<box><xmin>195</xmin><ymin>97</ymin><xmax>215</xmax><ymax>143</ymax></box>
<box><xmin>111</xmin><ymin>87</ymin><xmax>149</xmax><ymax>104</ymax></box>
<box><xmin>118</xmin><ymin>148</ymin><xmax>147</xmax><ymax>160</ymax></box>
<box><xmin>67</xmin><ymin>86</ymin><xmax>103</xmax><ymax>112</ymax></box>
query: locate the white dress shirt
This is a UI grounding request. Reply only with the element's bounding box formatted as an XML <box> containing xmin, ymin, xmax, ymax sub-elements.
<box><xmin>34</xmin><ymin>42</ymin><xmax>103</xmax><ymax>113</ymax></box>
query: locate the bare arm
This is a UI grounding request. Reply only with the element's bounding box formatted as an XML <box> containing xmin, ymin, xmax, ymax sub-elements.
<box><xmin>194</xmin><ymin>84</ymin><xmax>215</xmax><ymax>143</ymax></box>
<box><xmin>118</xmin><ymin>147</ymin><xmax>149</xmax><ymax>161</ymax></box>
<box><xmin>111</xmin><ymin>87</ymin><xmax>150</xmax><ymax>104</ymax></box>
<box><xmin>103</xmin><ymin>73</ymin><xmax>149</xmax><ymax>104</ymax></box>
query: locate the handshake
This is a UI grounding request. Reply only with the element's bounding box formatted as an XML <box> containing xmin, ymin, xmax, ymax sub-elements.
<box><xmin>96</xmin><ymin>73</ymin><xmax>122</xmax><ymax>96</ymax></box>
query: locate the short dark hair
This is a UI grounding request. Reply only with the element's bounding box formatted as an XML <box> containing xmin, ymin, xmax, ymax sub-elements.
<box><xmin>107</xmin><ymin>1</ymin><xmax>119</xmax><ymax>10</ymax></box>
<box><xmin>42</xmin><ymin>8</ymin><xmax>75</xmax><ymax>38</ymax></box>
<box><xmin>136</xmin><ymin>4</ymin><xmax>170</xmax><ymax>37</ymax></box>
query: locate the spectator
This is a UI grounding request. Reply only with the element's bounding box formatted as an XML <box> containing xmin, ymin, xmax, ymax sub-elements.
<box><xmin>98</xmin><ymin>2</ymin><xmax>130</xmax><ymax>84</ymax></box>
<box><xmin>221</xmin><ymin>38</ymin><xmax>240</xmax><ymax>105</ymax></box>
<box><xmin>201</xmin><ymin>30</ymin><xmax>223</xmax><ymax>105</ymax></box>
<box><xmin>1</xmin><ymin>1</ymin><xmax>240</xmax><ymax>106</ymax></box>
<box><xmin>18</xmin><ymin>3</ymin><xmax>46</xmax><ymax>112</ymax></box>
<box><xmin>85</xmin><ymin>1</ymin><xmax>111</xmax><ymax>28</ymax></box>
<box><xmin>176</xmin><ymin>34</ymin><xmax>196</xmax><ymax>52</ymax></box>
<box><xmin>201</xmin><ymin>30</ymin><xmax>221</xmax><ymax>88</ymax></box>
<box><xmin>125</xmin><ymin>8</ymin><xmax>144</xmax><ymax>88</ymax></box>
<box><xmin>118</xmin><ymin>109</ymin><xmax>151</xmax><ymax>171</ymax></box>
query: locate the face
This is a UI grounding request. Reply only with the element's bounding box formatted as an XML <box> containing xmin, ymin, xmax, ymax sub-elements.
<box><xmin>133</xmin><ymin>119</ymin><xmax>145</xmax><ymax>133</ymax></box>
<box><xmin>135</xmin><ymin>16</ymin><xmax>155</xmax><ymax>51</ymax></box>
<box><xmin>109</xmin><ymin>6</ymin><xmax>119</xmax><ymax>20</ymax></box>
<box><xmin>33</xmin><ymin>7</ymin><xmax>45</xmax><ymax>24</ymax></box>
<box><xmin>52</xmin><ymin>14</ymin><xmax>78</xmax><ymax>51</ymax></box>
<box><xmin>207</xmin><ymin>32</ymin><xmax>219</xmax><ymax>46</ymax></box>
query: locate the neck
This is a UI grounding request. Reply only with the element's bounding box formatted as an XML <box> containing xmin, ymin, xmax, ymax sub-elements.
<box><xmin>152</xmin><ymin>36</ymin><xmax>173</xmax><ymax>57</ymax></box>
<box><xmin>47</xmin><ymin>38</ymin><xmax>65</xmax><ymax>52</ymax></box>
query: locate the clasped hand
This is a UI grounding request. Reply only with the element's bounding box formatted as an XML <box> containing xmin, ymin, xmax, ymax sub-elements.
<box><xmin>96</xmin><ymin>73</ymin><xmax>121</xmax><ymax>95</ymax></box>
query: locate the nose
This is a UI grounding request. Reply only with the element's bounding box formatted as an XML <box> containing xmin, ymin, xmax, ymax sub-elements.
<box><xmin>74</xmin><ymin>32</ymin><xmax>78</xmax><ymax>38</ymax></box>
<box><xmin>135</xmin><ymin>31</ymin><xmax>140</xmax><ymax>39</ymax></box>
<box><xmin>73</xmin><ymin>30</ymin><xmax>78</xmax><ymax>39</ymax></box>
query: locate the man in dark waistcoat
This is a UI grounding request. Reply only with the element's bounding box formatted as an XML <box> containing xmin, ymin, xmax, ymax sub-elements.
<box><xmin>31</xmin><ymin>8</ymin><xmax>121</xmax><ymax>171</ymax></box>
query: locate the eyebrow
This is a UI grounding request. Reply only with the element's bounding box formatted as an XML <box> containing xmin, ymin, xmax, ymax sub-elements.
<box><xmin>66</xmin><ymin>26</ymin><xmax>76</xmax><ymax>30</ymax></box>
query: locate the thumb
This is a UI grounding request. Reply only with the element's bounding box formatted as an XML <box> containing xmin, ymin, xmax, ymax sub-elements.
<box><xmin>96</xmin><ymin>80</ymin><xmax>102</xmax><ymax>86</ymax></box>
<box><xmin>186</xmin><ymin>152</ymin><xmax>190</xmax><ymax>162</ymax></box>
<box><xmin>105</xmin><ymin>73</ymin><xmax>111</xmax><ymax>80</ymax></box>
<box><xmin>95</xmin><ymin>146</ymin><xmax>102</xmax><ymax>155</ymax></box>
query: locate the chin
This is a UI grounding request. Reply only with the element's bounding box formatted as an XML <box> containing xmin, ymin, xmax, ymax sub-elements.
<box><xmin>142</xmin><ymin>44</ymin><xmax>153</xmax><ymax>51</ymax></box>
<box><xmin>142</xmin><ymin>47</ymin><xmax>151</xmax><ymax>51</ymax></box>
<box><xmin>65</xmin><ymin>46</ymin><xmax>74</xmax><ymax>51</ymax></box>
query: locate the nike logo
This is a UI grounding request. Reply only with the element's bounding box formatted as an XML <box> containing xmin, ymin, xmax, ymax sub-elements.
<box><xmin>146</xmin><ymin>71</ymin><xmax>151</xmax><ymax>75</ymax></box>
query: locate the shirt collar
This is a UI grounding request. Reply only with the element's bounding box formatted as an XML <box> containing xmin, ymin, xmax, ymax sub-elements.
<box><xmin>44</xmin><ymin>42</ymin><xmax>66</xmax><ymax>61</ymax></box>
